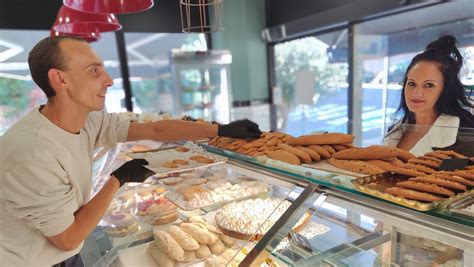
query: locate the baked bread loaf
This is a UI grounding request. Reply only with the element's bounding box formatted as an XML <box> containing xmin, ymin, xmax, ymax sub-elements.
<box><xmin>153</xmin><ymin>230</ymin><xmax>185</xmax><ymax>261</ymax></box>
<box><xmin>288</xmin><ymin>133</ymin><xmax>354</xmax><ymax>146</ymax></box>
<box><xmin>384</xmin><ymin>187</ymin><xmax>444</xmax><ymax>202</ymax></box>
<box><xmin>396</xmin><ymin>181</ymin><xmax>454</xmax><ymax>196</ymax></box>
<box><xmin>168</xmin><ymin>225</ymin><xmax>200</xmax><ymax>250</ymax></box>
<box><xmin>327</xmin><ymin>158</ymin><xmax>385</xmax><ymax>175</ymax></box>
<box><xmin>267</xmin><ymin>150</ymin><xmax>301</xmax><ymax>165</ymax></box>
<box><xmin>333</xmin><ymin>147</ymin><xmax>399</xmax><ymax>160</ymax></box>
<box><xmin>147</xmin><ymin>242</ymin><xmax>175</xmax><ymax>267</ymax></box>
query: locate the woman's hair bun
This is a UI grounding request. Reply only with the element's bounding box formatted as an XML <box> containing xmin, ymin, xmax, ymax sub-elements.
<box><xmin>426</xmin><ymin>35</ymin><xmax>462</xmax><ymax>69</ymax></box>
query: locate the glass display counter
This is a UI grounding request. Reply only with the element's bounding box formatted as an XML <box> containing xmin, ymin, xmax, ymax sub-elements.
<box><xmin>80</xmin><ymin>126</ymin><xmax>473</xmax><ymax>266</ymax></box>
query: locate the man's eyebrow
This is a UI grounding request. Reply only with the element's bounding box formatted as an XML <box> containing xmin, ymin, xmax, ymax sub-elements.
<box><xmin>83</xmin><ymin>62</ymin><xmax>104</xmax><ymax>69</ymax></box>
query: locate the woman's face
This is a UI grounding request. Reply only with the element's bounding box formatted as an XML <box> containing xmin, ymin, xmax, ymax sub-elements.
<box><xmin>404</xmin><ymin>61</ymin><xmax>444</xmax><ymax>114</ymax></box>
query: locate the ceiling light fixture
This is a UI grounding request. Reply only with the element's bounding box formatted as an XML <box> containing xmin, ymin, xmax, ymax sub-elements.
<box><xmin>63</xmin><ymin>0</ymin><xmax>154</xmax><ymax>14</ymax></box>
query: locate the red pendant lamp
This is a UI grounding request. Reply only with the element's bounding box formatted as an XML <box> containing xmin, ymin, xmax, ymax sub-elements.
<box><xmin>50</xmin><ymin>29</ymin><xmax>101</xmax><ymax>43</ymax></box>
<box><xmin>53</xmin><ymin>5</ymin><xmax>122</xmax><ymax>35</ymax></box>
<box><xmin>63</xmin><ymin>0</ymin><xmax>154</xmax><ymax>14</ymax></box>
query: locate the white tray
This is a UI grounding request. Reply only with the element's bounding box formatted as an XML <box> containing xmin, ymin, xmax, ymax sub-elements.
<box><xmin>131</xmin><ymin>143</ymin><xmax>227</xmax><ymax>175</ymax></box>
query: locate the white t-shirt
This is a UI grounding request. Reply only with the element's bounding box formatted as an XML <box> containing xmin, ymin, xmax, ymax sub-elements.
<box><xmin>0</xmin><ymin>107</ymin><xmax>130</xmax><ymax>266</ymax></box>
<box><xmin>383</xmin><ymin>114</ymin><xmax>459</xmax><ymax>156</ymax></box>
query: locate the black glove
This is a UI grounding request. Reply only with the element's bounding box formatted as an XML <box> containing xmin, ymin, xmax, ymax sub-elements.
<box><xmin>217</xmin><ymin>119</ymin><xmax>262</xmax><ymax>139</ymax></box>
<box><xmin>111</xmin><ymin>159</ymin><xmax>150</xmax><ymax>186</ymax></box>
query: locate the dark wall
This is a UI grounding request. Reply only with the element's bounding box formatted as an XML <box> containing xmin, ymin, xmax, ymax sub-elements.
<box><xmin>0</xmin><ymin>0</ymin><xmax>200</xmax><ymax>32</ymax></box>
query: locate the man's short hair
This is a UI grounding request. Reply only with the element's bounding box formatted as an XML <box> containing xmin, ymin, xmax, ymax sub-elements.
<box><xmin>28</xmin><ymin>36</ymin><xmax>86</xmax><ymax>98</ymax></box>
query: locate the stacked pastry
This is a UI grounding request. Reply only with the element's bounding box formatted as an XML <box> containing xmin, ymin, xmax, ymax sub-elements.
<box><xmin>147</xmin><ymin>216</ymin><xmax>238</xmax><ymax>267</ymax></box>
<box><xmin>209</xmin><ymin>132</ymin><xmax>355</xmax><ymax>165</ymax></box>
<box><xmin>165</xmin><ymin>174</ymin><xmax>270</xmax><ymax>210</ymax></box>
<box><xmin>384</xmin><ymin>169</ymin><xmax>474</xmax><ymax>202</ymax></box>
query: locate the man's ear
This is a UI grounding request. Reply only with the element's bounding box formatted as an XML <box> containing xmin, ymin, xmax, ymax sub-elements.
<box><xmin>47</xmin><ymin>68</ymin><xmax>67</xmax><ymax>94</ymax></box>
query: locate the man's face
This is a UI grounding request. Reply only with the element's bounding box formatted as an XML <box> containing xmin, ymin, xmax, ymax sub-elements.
<box><xmin>59</xmin><ymin>40</ymin><xmax>112</xmax><ymax>112</ymax></box>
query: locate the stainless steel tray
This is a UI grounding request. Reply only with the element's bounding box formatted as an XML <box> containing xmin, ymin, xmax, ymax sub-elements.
<box><xmin>352</xmin><ymin>172</ymin><xmax>474</xmax><ymax>211</ymax></box>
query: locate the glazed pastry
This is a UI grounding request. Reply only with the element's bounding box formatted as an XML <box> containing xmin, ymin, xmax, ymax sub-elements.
<box><xmin>168</xmin><ymin>225</ymin><xmax>200</xmax><ymax>250</ymax></box>
<box><xmin>396</xmin><ymin>181</ymin><xmax>454</xmax><ymax>196</ymax></box>
<box><xmin>153</xmin><ymin>230</ymin><xmax>185</xmax><ymax>261</ymax></box>
<box><xmin>384</xmin><ymin>187</ymin><xmax>444</xmax><ymax>202</ymax></box>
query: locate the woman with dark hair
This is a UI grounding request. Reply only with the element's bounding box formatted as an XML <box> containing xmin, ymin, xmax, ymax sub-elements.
<box><xmin>384</xmin><ymin>35</ymin><xmax>474</xmax><ymax>156</ymax></box>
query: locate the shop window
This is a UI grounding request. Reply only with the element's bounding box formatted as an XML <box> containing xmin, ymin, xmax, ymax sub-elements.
<box><xmin>122</xmin><ymin>32</ymin><xmax>207</xmax><ymax>116</ymax></box>
<box><xmin>273</xmin><ymin>30</ymin><xmax>349</xmax><ymax>136</ymax></box>
<box><xmin>353</xmin><ymin>1</ymin><xmax>474</xmax><ymax>146</ymax></box>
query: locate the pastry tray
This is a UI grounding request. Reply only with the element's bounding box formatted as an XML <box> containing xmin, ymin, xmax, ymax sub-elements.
<box><xmin>130</xmin><ymin>142</ymin><xmax>227</xmax><ymax>176</ymax></box>
<box><xmin>447</xmin><ymin>194</ymin><xmax>474</xmax><ymax>220</ymax></box>
<box><xmin>351</xmin><ymin>172</ymin><xmax>474</xmax><ymax>211</ymax></box>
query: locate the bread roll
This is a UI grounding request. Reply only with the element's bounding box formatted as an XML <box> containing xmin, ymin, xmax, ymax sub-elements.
<box><xmin>153</xmin><ymin>230</ymin><xmax>184</xmax><ymax>261</ymax></box>
<box><xmin>196</xmin><ymin>244</ymin><xmax>212</xmax><ymax>259</ymax></box>
<box><xmin>147</xmin><ymin>242</ymin><xmax>175</xmax><ymax>267</ymax></box>
<box><xmin>288</xmin><ymin>133</ymin><xmax>354</xmax><ymax>146</ymax></box>
<box><xmin>180</xmin><ymin>222</ymin><xmax>212</xmax><ymax>244</ymax></box>
<box><xmin>267</xmin><ymin>150</ymin><xmax>301</xmax><ymax>165</ymax></box>
<box><xmin>209</xmin><ymin>239</ymin><xmax>226</xmax><ymax>255</ymax></box>
<box><xmin>219</xmin><ymin>234</ymin><xmax>235</xmax><ymax>246</ymax></box>
<box><xmin>181</xmin><ymin>250</ymin><xmax>197</xmax><ymax>263</ymax></box>
<box><xmin>168</xmin><ymin>225</ymin><xmax>200</xmax><ymax>250</ymax></box>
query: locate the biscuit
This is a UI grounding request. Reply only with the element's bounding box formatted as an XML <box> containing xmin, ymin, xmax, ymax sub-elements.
<box><xmin>365</xmin><ymin>160</ymin><xmax>399</xmax><ymax>172</ymax></box>
<box><xmin>153</xmin><ymin>230</ymin><xmax>185</xmax><ymax>261</ymax></box>
<box><xmin>267</xmin><ymin>150</ymin><xmax>301</xmax><ymax>165</ymax></box>
<box><xmin>396</xmin><ymin>181</ymin><xmax>454</xmax><ymax>196</ymax></box>
<box><xmin>403</xmin><ymin>163</ymin><xmax>436</xmax><ymax>174</ymax></box>
<box><xmin>384</xmin><ymin>187</ymin><xmax>444</xmax><ymax>202</ymax></box>
<box><xmin>288</xmin><ymin>133</ymin><xmax>354</xmax><ymax>146</ymax></box>
<box><xmin>391</xmin><ymin>167</ymin><xmax>427</xmax><ymax>177</ymax></box>
<box><xmin>444</xmin><ymin>171</ymin><xmax>474</xmax><ymax>181</ymax></box>
<box><xmin>408</xmin><ymin>158</ymin><xmax>441</xmax><ymax>169</ymax></box>
<box><xmin>433</xmin><ymin>173</ymin><xmax>474</xmax><ymax>187</ymax></box>
<box><xmin>368</xmin><ymin>145</ymin><xmax>415</xmax><ymax>162</ymax></box>
<box><xmin>190</xmin><ymin>155</ymin><xmax>214</xmax><ymax>164</ymax></box>
<box><xmin>333</xmin><ymin>147</ymin><xmax>399</xmax><ymax>160</ymax></box>
<box><xmin>295</xmin><ymin>146</ymin><xmax>321</xmax><ymax>161</ymax></box>
<box><xmin>175</xmin><ymin>146</ymin><xmax>190</xmax><ymax>152</ymax></box>
<box><xmin>172</xmin><ymin>159</ymin><xmax>189</xmax><ymax>165</ymax></box>
<box><xmin>409</xmin><ymin>176</ymin><xmax>467</xmax><ymax>191</ymax></box>
<box><xmin>277</xmin><ymin>143</ymin><xmax>312</xmax><ymax>163</ymax></box>
<box><xmin>418</xmin><ymin>156</ymin><xmax>442</xmax><ymax>163</ymax></box>
<box><xmin>436</xmin><ymin>150</ymin><xmax>467</xmax><ymax>159</ymax></box>
<box><xmin>308</xmin><ymin>145</ymin><xmax>331</xmax><ymax>159</ymax></box>
<box><xmin>426</xmin><ymin>151</ymin><xmax>450</xmax><ymax>160</ymax></box>
<box><xmin>168</xmin><ymin>225</ymin><xmax>200</xmax><ymax>250</ymax></box>
<box><xmin>163</xmin><ymin>162</ymin><xmax>179</xmax><ymax>168</ymax></box>
<box><xmin>327</xmin><ymin>158</ymin><xmax>385</xmax><ymax>175</ymax></box>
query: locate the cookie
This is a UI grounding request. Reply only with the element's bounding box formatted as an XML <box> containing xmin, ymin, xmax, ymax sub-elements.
<box><xmin>384</xmin><ymin>187</ymin><xmax>444</xmax><ymax>202</ymax></box>
<box><xmin>396</xmin><ymin>181</ymin><xmax>454</xmax><ymax>196</ymax></box>
<box><xmin>426</xmin><ymin>151</ymin><xmax>450</xmax><ymax>160</ymax></box>
<box><xmin>267</xmin><ymin>150</ymin><xmax>301</xmax><ymax>165</ymax></box>
<box><xmin>444</xmin><ymin>171</ymin><xmax>474</xmax><ymax>181</ymax></box>
<box><xmin>403</xmin><ymin>163</ymin><xmax>436</xmax><ymax>174</ymax></box>
<box><xmin>418</xmin><ymin>155</ymin><xmax>442</xmax><ymax>163</ymax></box>
<box><xmin>163</xmin><ymin>162</ymin><xmax>179</xmax><ymax>168</ymax></box>
<box><xmin>409</xmin><ymin>176</ymin><xmax>467</xmax><ymax>191</ymax></box>
<box><xmin>435</xmin><ymin>150</ymin><xmax>467</xmax><ymax>159</ymax></box>
<box><xmin>175</xmin><ymin>146</ymin><xmax>190</xmax><ymax>152</ymax></box>
<box><xmin>327</xmin><ymin>158</ymin><xmax>385</xmax><ymax>175</ymax></box>
<box><xmin>161</xmin><ymin>177</ymin><xmax>183</xmax><ymax>186</ymax></box>
<box><xmin>432</xmin><ymin>173</ymin><xmax>474</xmax><ymax>187</ymax></box>
<box><xmin>190</xmin><ymin>155</ymin><xmax>214</xmax><ymax>164</ymax></box>
<box><xmin>172</xmin><ymin>159</ymin><xmax>189</xmax><ymax>165</ymax></box>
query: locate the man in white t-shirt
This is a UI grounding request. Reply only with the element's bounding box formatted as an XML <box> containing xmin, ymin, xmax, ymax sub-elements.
<box><xmin>0</xmin><ymin>36</ymin><xmax>261</xmax><ymax>266</ymax></box>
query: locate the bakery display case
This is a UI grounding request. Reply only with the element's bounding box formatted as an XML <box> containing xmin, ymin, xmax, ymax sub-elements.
<box><xmin>80</xmin><ymin>125</ymin><xmax>473</xmax><ymax>267</ymax></box>
<box><xmin>170</xmin><ymin>50</ymin><xmax>232</xmax><ymax>124</ymax></box>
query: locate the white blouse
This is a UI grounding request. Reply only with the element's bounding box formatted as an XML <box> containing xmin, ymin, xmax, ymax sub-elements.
<box><xmin>383</xmin><ymin>114</ymin><xmax>460</xmax><ymax>156</ymax></box>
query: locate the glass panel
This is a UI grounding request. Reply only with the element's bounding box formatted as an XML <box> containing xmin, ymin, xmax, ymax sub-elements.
<box><xmin>353</xmin><ymin>0</ymin><xmax>474</xmax><ymax>146</ymax></box>
<box><xmin>273</xmin><ymin>30</ymin><xmax>349</xmax><ymax>136</ymax></box>
<box><xmin>120</xmin><ymin>32</ymin><xmax>207</xmax><ymax>116</ymax></box>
